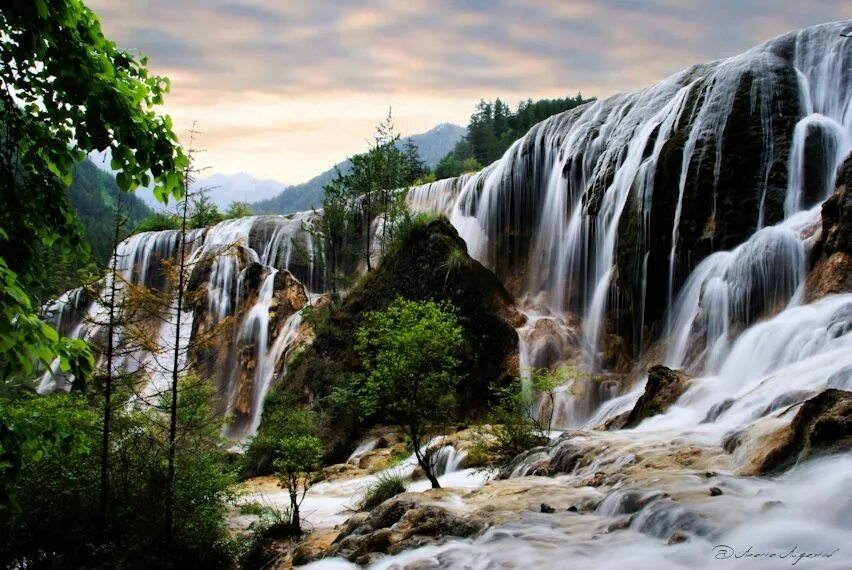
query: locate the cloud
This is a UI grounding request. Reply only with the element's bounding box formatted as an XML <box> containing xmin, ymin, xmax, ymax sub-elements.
<box><xmin>84</xmin><ymin>0</ymin><xmax>850</xmax><ymax>182</ymax></box>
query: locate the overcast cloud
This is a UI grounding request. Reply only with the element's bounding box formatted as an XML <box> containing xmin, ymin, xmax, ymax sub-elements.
<box><xmin>87</xmin><ymin>0</ymin><xmax>849</xmax><ymax>184</ymax></box>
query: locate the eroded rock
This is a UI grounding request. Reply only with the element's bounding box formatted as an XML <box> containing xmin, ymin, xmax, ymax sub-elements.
<box><xmin>623</xmin><ymin>365</ymin><xmax>692</xmax><ymax>428</ymax></box>
<box><xmin>742</xmin><ymin>389</ymin><xmax>852</xmax><ymax>475</ymax></box>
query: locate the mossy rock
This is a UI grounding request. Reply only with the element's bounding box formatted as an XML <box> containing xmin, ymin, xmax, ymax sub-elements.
<box><xmin>261</xmin><ymin>216</ymin><xmax>521</xmax><ymax>463</ymax></box>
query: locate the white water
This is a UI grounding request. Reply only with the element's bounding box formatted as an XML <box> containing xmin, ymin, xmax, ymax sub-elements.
<box><xmin>297</xmin><ymin>21</ymin><xmax>852</xmax><ymax>569</ymax></box>
<box><xmin>40</xmin><ymin>215</ymin><xmax>318</xmax><ymax>439</ymax></box>
<box><xmin>39</xmin><ymin>20</ymin><xmax>852</xmax><ymax>568</ymax></box>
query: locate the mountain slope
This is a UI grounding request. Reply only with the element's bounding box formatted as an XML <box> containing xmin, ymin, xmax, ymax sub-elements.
<box><xmin>191</xmin><ymin>172</ymin><xmax>288</xmax><ymax>210</ymax></box>
<box><xmin>252</xmin><ymin>123</ymin><xmax>466</xmax><ymax>215</ymax></box>
<box><xmin>69</xmin><ymin>159</ymin><xmax>153</xmax><ymax>264</ymax></box>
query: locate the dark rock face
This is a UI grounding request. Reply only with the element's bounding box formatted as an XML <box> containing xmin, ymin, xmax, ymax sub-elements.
<box><xmin>806</xmin><ymin>153</ymin><xmax>852</xmax><ymax>301</ymax></box>
<box><xmin>325</xmin><ymin>498</ymin><xmax>484</xmax><ymax>565</ymax></box>
<box><xmin>623</xmin><ymin>365</ymin><xmax>692</xmax><ymax>428</ymax></box>
<box><xmin>186</xmin><ymin>245</ymin><xmax>308</xmax><ymax>427</ymax></box>
<box><xmin>267</xmin><ymin>218</ymin><xmax>521</xmax><ymax>461</ymax></box>
<box><xmin>745</xmin><ymin>389</ymin><xmax>852</xmax><ymax>475</ymax></box>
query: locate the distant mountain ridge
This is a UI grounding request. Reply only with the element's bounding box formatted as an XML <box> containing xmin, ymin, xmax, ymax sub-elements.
<box><xmin>252</xmin><ymin>123</ymin><xmax>466</xmax><ymax>215</ymax></box>
<box><xmin>193</xmin><ymin>172</ymin><xmax>288</xmax><ymax>210</ymax></box>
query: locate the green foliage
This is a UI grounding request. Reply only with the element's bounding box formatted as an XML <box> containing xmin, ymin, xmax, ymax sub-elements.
<box><xmin>318</xmin><ymin>111</ymin><xmax>422</xmax><ymax>277</ymax></box>
<box><xmin>332</xmin><ymin>297</ymin><xmax>465</xmax><ymax>487</ymax></box>
<box><xmin>68</xmin><ymin>159</ymin><xmax>153</xmax><ymax>263</ymax></box>
<box><xmin>189</xmin><ymin>193</ymin><xmax>224</xmax><ymax>229</ymax></box>
<box><xmin>357</xmin><ymin>471</ymin><xmax>407</xmax><ymax>511</ymax></box>
<box><xmin>224</xmin><ymin>201</ymin><xmax>254</xmax><ymax>219</ymax></box>
<box><xmin>345</xmin><ymin>297</ymin><xmax>464</xmax><ymax>424</ymax></box>
<box><xmin>0</xmin><ymin>256</ymin><xmax>93</xmax><ymax>382</ymax></box>
<box><xmin>473</xmin><ymin>367</ymin><xmax>582</xmax><ymax>475</ymax></box>
<box><xmin>435</xmin><ymin>94</ymin><xmax>594</xmax><ymax>178</ymax></box>
<box><xmin>266</xmin><ymin>217</ymin><xmax>518</xmax><ymax>466</ymax></box>
<box><xmin>135</xmin><ymin>211</ymin><xmax>182</xmax><ymax>233</ymax></box>
<box><xmin>1</xmin><ymin>0</ymin><xmax>187</xmax><ymax>383</ymax></box>
<box><xmin>251</xmin><ymin>124</ymin><xmax>463</xmax><ymax>215</ymax></box>
<box><xmin>245</xmin><ymin>406</ymin><xmax>322</xmax><ymax>534</ymax></box>
<box><xmin>0</xmin><ymin>378</ymin><xmax>237</xmax><ymax>568</ymax></box>
<box><xmin>238</xmin><ymin>501</ymin><xmax>266</xmax><ymax>516</ymax></box>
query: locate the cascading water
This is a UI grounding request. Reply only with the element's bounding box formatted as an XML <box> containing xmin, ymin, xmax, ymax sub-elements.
<box><xmin>40</xmin><ymin>20</ymin><xmax>852</xmax><ymax>568</ymax></box>
<box><xmin>405</xmin><ymin>20</ymin><xmax>852</xmax><ymax>427</ymax></box>
<box><xmin>40</xmin><ymin>215</ymin><xmax>319</xmax><ymax>439</ymax></box>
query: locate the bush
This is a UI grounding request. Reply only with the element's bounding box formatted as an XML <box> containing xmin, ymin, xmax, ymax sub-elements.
<box><xmin>357</xmin><ymin>471</ymin><xmax>407</xmax><ymax>511</ymax></box>
<box><xmin>0</xmin><ymin>380</ymin><xmax>237</xmax><ymax>568</ymax></box>
<box><xmin>134</xmin><ymin>212</ymin><xmax>180</xmax><ymax>233</ymax></box>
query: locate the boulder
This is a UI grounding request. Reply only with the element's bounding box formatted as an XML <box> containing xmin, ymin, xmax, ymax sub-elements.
<box><xmin>806</xmin><ymin>153</ymin><xmax>852</xmax><ymax>301</ymax></box>
<box><xmin>623</xmin><ymin>365</ymin><xmax>692</xmax><ymax>428</ymax></box>
<box><xmin>327</xmin><ymin>497</ymin><xmax>485</xmax><ymax>563</ymax></box>
<box><xmin>742</xmin><ymin>389</ymin><xmax>852</xmax><ymax>475</ymax></box>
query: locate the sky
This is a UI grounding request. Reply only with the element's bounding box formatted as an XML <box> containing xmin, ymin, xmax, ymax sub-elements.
<box><xmin>87</xmin><ymin>0</ymin><xmax>849</xmax><ymax>185</ymax></box>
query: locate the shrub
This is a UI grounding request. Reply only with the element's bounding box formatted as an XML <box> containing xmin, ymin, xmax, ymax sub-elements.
<box><xmin>357</xmin><ymin>471</ymin><xmax>407</xmax><ymax>511</ymax></box>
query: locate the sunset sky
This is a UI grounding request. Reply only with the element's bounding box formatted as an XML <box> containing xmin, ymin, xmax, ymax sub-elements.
<box><xmin>86</xmin><ymin>0</ymin><xmax>849</xmax><ymax>185</ymax></box>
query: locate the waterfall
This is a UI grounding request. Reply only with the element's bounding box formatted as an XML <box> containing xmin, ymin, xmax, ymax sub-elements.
<box><xmin>405</xmin><ymin>20</ymin><xmax>851</xmax><ymax>396</ymax></box>
<box><xmin>40</xmin><ymin>215</ymin><xmax>318</xmax><ymax>439</ymax></box>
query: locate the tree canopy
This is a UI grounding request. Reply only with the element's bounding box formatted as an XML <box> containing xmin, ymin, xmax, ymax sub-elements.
<box><xmin>1</xmin><ymin>0</ymin><xmax>188</xmax><ymax>383</ymax></box>
<box><xmin>435</xmin><ymin>94</ymin><xmax>594</xmax><ymax>179</ymax></box>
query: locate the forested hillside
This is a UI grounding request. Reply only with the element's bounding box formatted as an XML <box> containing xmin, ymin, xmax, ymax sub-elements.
<box><xmin>435</xmin><ymin>94</ymin><xmax>594</xmax><ymax>178</ymax></box>
<box><xmin>69</xmin><ymin>159</ymin><xmax>153</xmax><ymax>264</ymax></box>
<box><xmin>252</xmin><ymin>123</ymin><xmax>465</xmax><ymax>214</ymax></box>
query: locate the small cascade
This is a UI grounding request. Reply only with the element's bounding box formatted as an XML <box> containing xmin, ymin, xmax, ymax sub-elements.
<box><xmin>40</xmin><ymin>215</ymin><xmax>317</xmax><ymax>439</ymax></box>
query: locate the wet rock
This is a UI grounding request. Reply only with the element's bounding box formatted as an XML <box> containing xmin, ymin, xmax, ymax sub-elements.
<box><xmin>583</xmin><ymin>471</ymin><xmax>607</xmax><ymax>488</ymax></box>
<box><xmin>567</xmin><ymin>506</ymin><xmax>578</xmax><ymax>512</ymax></box>
<box><xmin>667</xmin><ymin>532</ymin><xmax>688</xmax><ymax>545</ymax></box>
<box><xmin>328</xmin><ymin>497</ymin><xmax>485</xmax><ymax>562</ymax></box>
<box><xmin>806</xmin><ymin>152</ymin><xmax>852</xmax><ymax>301</ymax></box>
<box><xmin>709</xmin><ymin>487</ymin><xmax>723</xmax><ymax>497</ymax></box>
<box><xmin>757</xmin><ymin>390</ymin><xmax>815</xmax><ymax>418</ymax></box>
<box><xmin>743</xmin><ymin>389</ymin><xmax>852</xmax><ymax>475</ymax></box>
<box><xmin>624</xmin><ymin>365</ymin><xmax>693</xmax><ymax>428</ymax></box>
<box><xmin>601</xmin><ymin>411</ymin><xmax>630</xmax><ymax>431</ymax></box>
<box><xmin>540</xmin><ymin>503</ymin><xmax>555</xmax><ymax>514</ymax></box>
<box><xmin>701</xmin><ymin>399</ymin><xmax>735</xmax><ymax>423</ymax></box>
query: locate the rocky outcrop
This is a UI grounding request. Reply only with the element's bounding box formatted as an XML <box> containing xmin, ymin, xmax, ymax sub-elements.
<box><xmin>806</xmin><ymin>153</ymin><xmax>852</xmax><ymax>301</ymax></box>
<box><xmin>267</xmin><ymin>217</ymin><xmax>522</xmax><ymax>461</ymax></box>
<box><xmin>186</xmin><ymin>246</ymin><xmax>308</xmax><ymax>427</ymax></box>
<box><xmin>323</xmin><ymin>497</ymin><xmax>485</xmax><ymax>565</ymax></box>
<box><xmin>620</xmin><ymin>365</ymin><xmax>692</xmax><ymax>429</ymax></box>
<box><xmin>740</xmin><ymin>389</ymin><xmax>852</xmax><ymax>475</ymax></box>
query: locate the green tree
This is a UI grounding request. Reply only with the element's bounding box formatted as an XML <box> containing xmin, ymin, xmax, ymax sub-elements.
<box><xmin>188</xmin><ymin>192</ymin><xmax>223</xmax><ymax>229</ymax></box>
<box><xmin>247</xmin><ymin>406</ymin><xmax>323</xmax><ymax>535</ymax></box>
<box><xmin>0</xmin><ymin>0</ymin><xmax>187</xmax><ymax>383</ymax></box>
<box><xmin>224</xmin><ymin>201</ymin><xmax>254</xmax><ymax>219</ymax></box>
<box><xmin>343</xmin><ymin>297</ymin><xmax>465</xmax><ymax>488</ymax></box>
<box><xmin>402</xmin><ymin>137</ymin><xmax>429</xmax><ymax>184</ymax></box>
<box><xmin>272</xmin><ymin>433</ymin><xmax>323</xmax><ymax>535</ymax></box>
<box><xmin>135</xmin><ymin>212</ymin><xmax>181</xmax><ymax>233</ymax></box>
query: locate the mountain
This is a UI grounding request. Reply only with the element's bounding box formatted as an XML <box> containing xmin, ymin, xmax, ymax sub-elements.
<box><xmin>252</xmin><ymin>123</ymin><xmax>466</xmax><ymax>215</ymax></box>
<box><xmin>69</xmin><ymin>159</ymin><xmax>153</xmax><ymax>264</ymax></box>
<box><xmin>191</xmin><ymin>172</ymin><xmax>288</xmax><ymax>210</ymax></box>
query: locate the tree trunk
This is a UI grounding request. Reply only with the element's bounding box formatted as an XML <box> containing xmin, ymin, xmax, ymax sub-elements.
<box><xmin>166</xmin><ymin>165</ymin><xmax>191</xmax><ymax>558</ymax></box>
<box><xmin>412</xmin><ymin>436</ymin><xmax>441</xmax><ymax>489</ymax></box>
<box><xmin>98</xmin><ymin>191</ymin><xmax>122</xmax><ymax>535</ymax></box>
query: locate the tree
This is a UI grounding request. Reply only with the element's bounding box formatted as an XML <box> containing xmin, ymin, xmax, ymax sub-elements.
<box><xmin>189</xmin><ymin>192</ymin><xmax>223</xmax><ymax>229</ymax></box>
<box><xmin>345</xmin><ymin>297</ymin><xmax>465</xmax><ymax>488</ymax></box>
<box><xmin>272</xmin><ymin>433</ymin><xmax>323</xmax><ymax>535</ymax></box>
<box><xmin>247</xmin><ymin>406</ymin><xmax>323</xmax><ymax>535</ymax></box>
<box><xmin>224</xmin><ymin>201</ymin><xmax>254</xmax><ymax>219</ymax></box>
<box><xmin>402</xmin><ymin>137</ymin><xmax>428</xmax><ymax>184</ymax></box>
<box><xmin>473</xmin><ymin>367</ymin><xmax>585</xmax><ymax>476</ymax></box>
<box><xmin>0</xmin><ymin>0</ymin><xmax>187</xmax><ymax>384</ymax></box>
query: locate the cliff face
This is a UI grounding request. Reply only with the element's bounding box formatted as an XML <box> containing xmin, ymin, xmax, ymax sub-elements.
<box><xmin>806</xmin><ymin>153</ymin><xmax>852</xmax><ymax>301</ymax></box>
